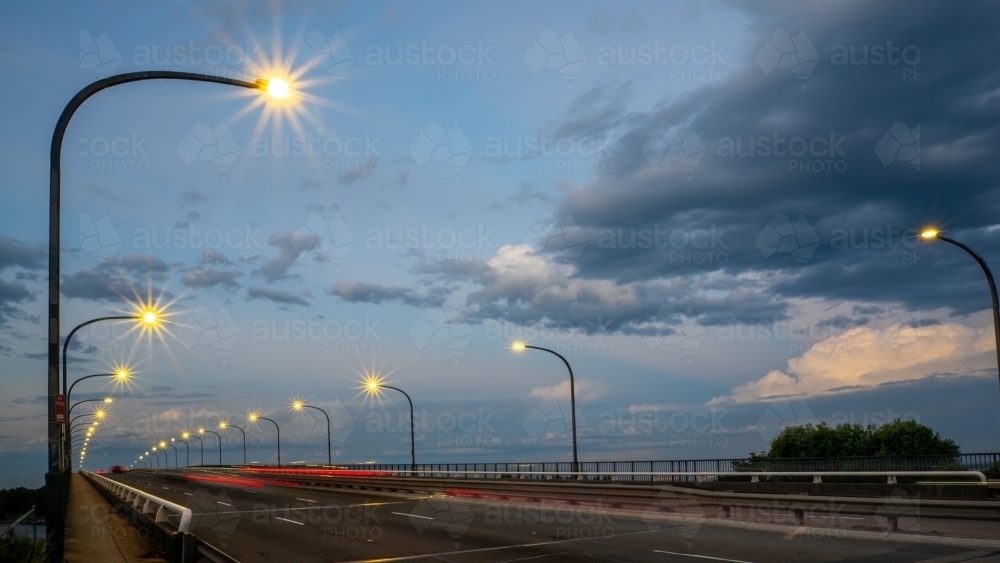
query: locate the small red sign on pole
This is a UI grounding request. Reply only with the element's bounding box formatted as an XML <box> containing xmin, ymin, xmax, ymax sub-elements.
<box><xmin>55</xmin><ymin>394</ymin><xmax>66</xmax><ymax>424</ymax></box>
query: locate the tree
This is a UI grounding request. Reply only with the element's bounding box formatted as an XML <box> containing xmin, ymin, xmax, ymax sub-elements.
<box><xmin>764</xmin><ymin>419</ymin><xmax>959</xmax><ymax>458</ymax></box>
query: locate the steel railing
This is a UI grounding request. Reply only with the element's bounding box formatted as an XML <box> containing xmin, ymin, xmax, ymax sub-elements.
<box><xmin>82</xmin><ymin>469</ymin><xmax>192</xmax><ymax>533</ymax></box>
<box><xmin>0</xmin><ymin>506</ymin><xmax>36</xmax><ymax>540</ymax></box>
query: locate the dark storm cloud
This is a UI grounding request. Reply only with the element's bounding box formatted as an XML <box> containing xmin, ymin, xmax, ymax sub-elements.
<box><xmin>247</xmin><ymin>285</ymin><xmax>310</xmax><ymax>306</ymax></box>
<box><xmin>62</xmin><ymin>254</ymin><xmax>174</xmax><ymax>301</ymax></box>
<box><xmin>0</xmin><ymin>236</ymin><xmax>44</xmax><ymax>325</ymax></box>
<box><xmin>532</xmin><ymin>0</ymin><xmax>1000</xmax><ymax>322</ymax></box>
<box><xmin>326</xmin><ymin>280</ymin><xmax>446</xmax><ymax>307</ymax></box>
<box><xmin>0</xmin><ymin>236</ymin><xmax>45</xmax><ymax>271</ymax></box>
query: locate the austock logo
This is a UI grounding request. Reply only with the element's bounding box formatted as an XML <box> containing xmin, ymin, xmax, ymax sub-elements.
<box><xmin>406</xmin><ymin>495</ymin><xmax>473</xmax><ymax>537</ymax></box>
<box><xmin>756</xmin><ymin>213</ymin><xmax>820</xmax><ymax>263</ymax></box>
<box><xmin>523</xmin><ymin>397</ymin><xmax>586</xmax><ymax>444</ymax></box>
<box><xmin>755</xmin><ymin>29</ymin><xmax>819</xmax><ymax>89</ymax></box>
<box><xmin>79</xmin><ymin>213</ymin><xmax>122</xmax><ymax>258</ymax></box>
<box><xmin>642</xmin><ymin>305</ymin><xmax>707</xmax><ymax>364</ymax></box>
<box><xmin>524</xmin><ymin>213</ymin><xmax>587</xmax><ymax>261</ymax></box>
<box><xmin>300</xmin><ymin>29</ymin><xmax>355</xmax><ymax>85</ymax></box>
<box><xmin>523</xmin><ymin>30</ymin><xmax>587</xmax><ymax>88</ymax></box>
<box><xmin>409</xmin><ymin>121</ymin><xmax>474</xmax><ymax>180</ymax></box>
<box><xmin>79</xmin><ymin>30</ymin><xmax>122</xmax><ymax>76</ymax></box>
<box><xmin>409</xmin><ymin>307</ymin><xmax>474</xmax><ymax>360</ymax></box>
<box><xmin>186</xmin><ymin>488</ymin><xmax>241</xmax><ymax>547</ymax></box>
<box><xmin>641</xmin><ymin>121</ymin><xmax>706</xmax><ymax>180</ymax></box>
<box><xmin>874</xmin><ymin>121</ymin><xmax>920</xmax><ymax>170</ymax></box>
<box><xmin>176</xmin><ymin>121</ymin><xmax>242</xmax><ymax>180</ymax></box>
<box><xmin>755</xmin><ymin>398</ymin><xmax>818</xmax><ymax>444</ymax></box>
<box><xmin>642</xmin><ymin>490</ymin><xmax>705</xmax><ymax>545</ymax></box>
<box><xmin>175</xmin><ymin>305</ymin><xmax>241</xmax><ymax>364</ymax></box>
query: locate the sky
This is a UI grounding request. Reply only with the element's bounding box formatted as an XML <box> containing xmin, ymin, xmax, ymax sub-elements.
<box><xmin>1</xmin><ymin>0</ymin><xmax>999</xmax><ymax>488</ymax></box>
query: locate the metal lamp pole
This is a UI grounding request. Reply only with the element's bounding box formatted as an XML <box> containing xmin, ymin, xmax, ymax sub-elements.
<box><xmin>201</xmin><ymin>429</ymin><xmax>223</xmax><ymax>465</ymax></box>
<box><xmin>513</xmin><ymin>343</ymin><xmax>579</xmax><ymax>474</ymax></box>
<box><xmin>924</xmin><ymin>231</ymin><xmax>1000</xmax><ymax>389</ymax></box>
<box><xmin>46</xmin><ymin>72</ymin><xmax>278</xmax><ymax>557</ymax></box>
<box><xmin>381</xmin><ymin>386</ymin><xmax>416</xmax><ymax>468</ymax></box>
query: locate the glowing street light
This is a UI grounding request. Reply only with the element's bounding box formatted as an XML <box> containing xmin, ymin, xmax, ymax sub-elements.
<box><xmin>511</xmin><ymin>341</ymin><xmax>580</xmax><ymax>474</ymax></box>
<box><xmin>199</xmin><ymin>427</ymin><xmax>223</xmax><ymax>466</ymax></box>
<box><xmin>219</xmin><ymin>421</ymin><xmax>247</xmax><ymax>465</ymax></box>
<box><xmin>921</xmin><ymin>228</ymin><xmax>1000</xmax><ymax>390</ymax></box>
<box><xmin>291</xmin><ymin>400</ymin><xmax>333</xmax><ymax>465</ymax></box>
<box><xmin>364</xmin><ymin>377</ymin><xmax>416</xmax><ymax>468</ymax></box>
<box><xmin>247</xmin><ymin>411</ymin><xmax>282</xmax><ymax>467</ymax></box>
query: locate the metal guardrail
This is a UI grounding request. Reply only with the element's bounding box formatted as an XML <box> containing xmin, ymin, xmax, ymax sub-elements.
<box><xmin>319</xmin><ymin>453</ymin><xmax>1000</xmax><ymax>481</ymax></box>
<box><xmin>0</xmin><ymin>506</ymin><xmax>36</xmax><ymax>539</ymax></box>
<box><xmin>223</xmin><ymin>466</ymin><xmax>989</xmax><ymax>484</ymax></box>
<box><xmin>82</xmin><ymin>469</ymin><xmax>192</xmax><ymax>533</ymax></box>
<box><xmin>205</xmin><ymin>467</ymin><xmax>1000</xmax><ymax>526</ymax></box>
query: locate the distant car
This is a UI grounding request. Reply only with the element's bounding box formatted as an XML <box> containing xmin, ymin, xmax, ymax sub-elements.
<box><xmin>95</xmin><ymin>469</ymin><xmax>107</xmax><ymax>475</ymax></box>
<box><xmin>111</xmin><ymin>465</ymin><xmax>128</xmax><ymax>473</ymax></box>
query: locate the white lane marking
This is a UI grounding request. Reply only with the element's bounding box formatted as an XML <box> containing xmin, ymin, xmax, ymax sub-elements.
<box><xmin>184</xmin><ymin>493</ymin><xmax>193</xmax><ymax>496</ymax></box>
<box><xmin>217</xmin><ymin>502</ymin><xmax>231</xmax><ymax>506</ymax></box>
<box><xmin>334</xmin><ymin>529</ymin><xmax>654</xmax><ymax>563</ymax></box>
<box><xmin>295</xmin><ymin>498</ymin><xmax>316</xmax><ymax>503</ymax></box>
<box><xmin>393</xmin><ymin>512</ymin><xmax>433</xmax><ymax>520</ymax></box>
<box><xmin>839</xmin><ymin>517</ymin><xmax>863</xmax><ymax>520</ymax></box>
<box><xmin>653</xmin><ymin>550</ymin><xmax>754</xmax><ymax>563</ymax></box>
<box><xmin>274</xmin><ymin>516</ymin><xmax>304</xmax><ymax>525</ymax></box>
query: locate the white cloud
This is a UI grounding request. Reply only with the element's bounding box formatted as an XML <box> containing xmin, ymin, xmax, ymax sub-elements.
<box><xmin>712</xmin><ymin>322</ymin><xmax>994</xmax><ymax>403</ymax></box>
<box><xmin>529</xmin><ymin>379</ymin><xmax>606</xmax><ymax>403</ymax></box>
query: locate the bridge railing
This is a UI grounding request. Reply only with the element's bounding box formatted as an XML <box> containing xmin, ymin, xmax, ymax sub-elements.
<box><xmin>208</xmin><ymin>453</ymin><xmax>995</xmax><ymax>484</ymax></box>
<box><xmin>82</xmin><ymin>469</ymin><xmax>192</xmax><ymax>532</ymax></box>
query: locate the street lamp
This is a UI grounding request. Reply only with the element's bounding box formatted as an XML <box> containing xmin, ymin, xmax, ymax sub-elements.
<box><xmin>921</xmin><ymin>228</ymin><xmax>1000</xmax><ymax>392</ymax></box>
<box><xmin>291</xmin><ymin>400</ymin><xmax>332</xmax><ymax>465</ymax></box>
<box><xmin>68</xmin><ymin>398</ymin><xmax>112</xmax><ymax>428</ymax></box>
<box><xmin>66</xmin><ymin>370</ymin><xmax>128</xmax><ymax>463</ymax></box>
<box><xmin>46</xmin><ymin>71</ymin><xmax>297</xmax><ymax>555</ymax></box>
<box><xmin>183</xmin><ymin>431</ymin><xmax>203</xmax><ymax>466</ymax></box>
<box><xmin>160</xmin><ymin>441</ymin><xmax>178</xmax><ymax>469</ymax></box>
<box><xmin>150</xmin><ymin>448</ymin><xmax>160</xmax><ymax>469</ymax></box>
<box><xmin>247</xmin><ymin>411</ymin><xmax>282</xmax><ymax>467</ymax></box>
<box><xmin>219</xmin><ymin>421</ymin><xmax>246</xmax><ymax>465</ymax></box>
<box><xmin>364</xmin><ymin>378</ymin><xmax>416</xmax><ymax>468</ymax></box>
<box><xmin>200</xmin><ymin>427</ymin><xmax>223</xmax><ymax>466</ymax></box>
<box><xmin>511</xmin><ymin>341</ymin><xmax>580</xmax><ymax>474</ymax></box>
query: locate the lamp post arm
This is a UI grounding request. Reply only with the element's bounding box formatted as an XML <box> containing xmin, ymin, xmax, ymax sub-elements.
<box><xmin>62</xmin><ymin>316</ymin><xmax>131</xmax><ymax>397</ymax></box>
<box><xmin>938</xmin><ymin>235</ymin><xmax>1000</xmax><ymax>392</ymax></box>
<box><xmin>203</xmin><ymin>430</ymin><xmax>223</xmax><ymax>465</ymax></box>
<box><xmin>304</xmin><ymin>405</ymin><xmax>333</xmax><ymax>466</ymax></box>
<box><xmin>382</xmin><ymin>386</ymin><xmax>416</xmax><ymax>468</ymax></box>
<box><xmin>258</xmin><ymin>417</ymin><xmax>281</xmax><ymax>467</ymax></box>
<box><xmin>524</xmin><ymin>345</ymin><xmax>579</xmax><ymax>472</ymax></box>
<box><xmin>66</xmin><ymin>374</ymin><xmax>113</xmax><ymax>418</ymax></box>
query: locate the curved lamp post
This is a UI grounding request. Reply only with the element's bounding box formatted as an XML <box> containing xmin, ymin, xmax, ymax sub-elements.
<box><xmin>511</xmin><ymin>341</ymin><xmax>579</xmax><ymax>474</ymax></box>
<box><xmin>248</xmin><ymin>412</ymin><xmax>282</xmax><ymax>467</ymax></box>
<box><xmin>150</xmin><ymin>449</ymin><xmax>160</xmax><ymax>469</ymax></box>
<box><xmin>365</xmin><ymin>380</ymin><xmax>416</xmax><ymax>468</ymax></box>
<box><xmin>200</xmin><ymin>427</ymin><xmax>223</xmax><ymax>466</ymax></box>
<box><xmin>46</xmin><ymin>72</ymin><xmax>293</xmax><ymax>555</ymax></box>
<box><xmin>183</xmin><ymin>431</ymin><xmax>203</xmax><ymax>466</ymax></box>
<box><xmin>175</xmin><ymin>437</ymin><xmax>189</xmax><ymax>467</ymax></box>
<box><xmin>921</xmin><ymin>229</ymin><xmax>1000</xmax><ymax>392</ymax></box>
<box><xmin>219</xmin><ymin>421</ymin><xmax>246</xmax><ymax>465</ymax></box>
<box><xmin>292</xmin><ymin>401</ymin><xmax>332</xmax><ymax>465</ymax></box>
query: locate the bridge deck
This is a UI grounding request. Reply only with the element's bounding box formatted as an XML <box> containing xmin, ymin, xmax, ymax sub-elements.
<box><xmin>65</xmin><ymin>472</ymin><xmax>159</xmax><ymax>563</ymax></box>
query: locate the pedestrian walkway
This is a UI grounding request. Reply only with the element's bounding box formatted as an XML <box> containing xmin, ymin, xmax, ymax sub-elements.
<box><xmin>64</xmin><ymin>473</ymin><xmax>161</xmax><ymax>563</ymax></box>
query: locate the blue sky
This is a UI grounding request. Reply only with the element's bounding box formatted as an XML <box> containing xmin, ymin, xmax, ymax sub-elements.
<box><xmin>2</xmin><ymin>1</ymin><xmax>999</xmax><ymax>487</ymax></box>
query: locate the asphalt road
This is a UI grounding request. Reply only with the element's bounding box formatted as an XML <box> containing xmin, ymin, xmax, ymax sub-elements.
<box><xmin>106</xmin><ymin>469</ymin><xmax>1000</xmax><ymax>563</ymax></box>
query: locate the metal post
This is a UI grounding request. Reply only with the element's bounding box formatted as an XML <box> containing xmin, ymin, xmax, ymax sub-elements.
<box><xmin>47</xmin><ymin>72</ymin><xmax>265</xmax><ymax>561</ymax></box>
